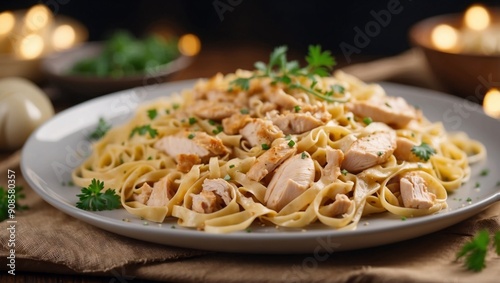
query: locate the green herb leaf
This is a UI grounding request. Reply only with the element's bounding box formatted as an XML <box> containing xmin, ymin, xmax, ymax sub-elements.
<box><xmin>189</xmin><ymin>117</ymin><xmax>197</xmax><ymax>125</ymax></box>
<box><xmin>0</xmin><ymin>186</ymin><xmax>28</xmax><ymax>222</ymax></box>
<box><xmin>288</xmin><ymin>140</ymin><xmax>295</xmax><ymax>147</ymax></box>
<box><xmin>480</xmin><ymin>169</ymin><xmax>489</xmax><ymax>176</ymax></box>
<box><xmin>411</xmin><ymin>142</ymin><xmax>436</xmax><ymax>162</ymax></box>
<box><xmin>76</xmin><ymin>179</ymin><xmax>120</xmax><ymax>211</ymax></box>
<box><xmin>223</xmin><ymin>174</ymin><xmax>231</xmax><ymax>181</ymax></box>
<box><xmin>456</xmin><ymin>230</ymin><xmax>490</xmax><ymax>272</ymax></box>
<box><xmin>261</xmin><ymin>143</ymin><xmax>270</xmax><ymax>150</ymax></box>
<box><xmin>294</xmin><ymin>105</ymin><xmax>301</xmax><ymax>112</ymax></box>
<box><xmin>172</xmin><ymin>103</ymin><xmax>180</xmax><ymax>110</ymax></box>
<box><xmin>147</xmin><ymin>109</ymin><xmax>158</xmax><ymax>120</ymax></box>
<box><xmin>232</xmin><ymin>77</ymin><xmax>252</xmax><ymax>90</ymax></box>
<box><xmin>301</xmin><ymin>152</ymin><xmax>308</xmax><ymax>159</ymax></box>
<box><xmin>130</xmin><ymin>125</ymin><xmax>158</xmax><ymax>138</ymax></box>
<box><xmin>305</xmin><ymin>45</ymin><xmax>335</xmax><ymax>77</ymax></box>
<box><xmin>240</xmin><ymin>108</ymin><xmax>250</xmax><ymax>114</ymax></box>
<box><xmin>188</xmin><ymin>133</ymin><xmax>195</xmax><ymax>139</ymax></box>
<box><xmin>363</xmin><ymin>117</ymin><xmax>373</xmax><ymax>125</ymax></box>
<box><xmin>341</xmin><ymin>169</ymin><xmax>348</xmax><ymax>176</ymax></box>
<box><xmin>89</xmin><ymin>117</ymin><xmax>111</xmax><ymax>140</ymax></box>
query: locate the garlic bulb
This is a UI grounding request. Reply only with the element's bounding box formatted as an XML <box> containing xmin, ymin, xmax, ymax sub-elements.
<box><xmin>0</xmin><ymin>77</ymin><xmax>54</xmax><ymax>150</ymax></box>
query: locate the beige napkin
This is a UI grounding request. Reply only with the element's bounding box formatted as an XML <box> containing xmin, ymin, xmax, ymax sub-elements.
<box><xmin>0</xmin><ymin>160</ymin><xmax>499</xmax><ymax>282</ymax></box>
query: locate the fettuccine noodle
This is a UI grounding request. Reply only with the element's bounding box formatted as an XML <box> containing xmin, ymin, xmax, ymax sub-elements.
<box><xmin>72</xmin><ymin>70</ymin><xmax>485</xmax><ymax>233</ymax></box>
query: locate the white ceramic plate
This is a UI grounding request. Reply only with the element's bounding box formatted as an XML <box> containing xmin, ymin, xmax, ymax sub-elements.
<box><xmin>21</xmin><ymin>80</ymin><xmax>500</xmax><ymax>253</ymax></box>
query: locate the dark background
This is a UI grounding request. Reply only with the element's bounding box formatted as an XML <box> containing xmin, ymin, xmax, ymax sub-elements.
<box><xmin>2</xmin><ymin>0</ymin><xmax>500</xmax><ymax>58</ymax></box>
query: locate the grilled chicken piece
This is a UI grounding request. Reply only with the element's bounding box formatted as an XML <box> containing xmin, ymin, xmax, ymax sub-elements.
<box><xmin>132</xmin><ymin>183</ymin><xmax>153</xmax><ymax>204</ymax></box>
<box><xmin>188</xmin><ymin>100</ymin><xmax>237</xmax><ymax>120</ymax></box>
<box><xmin>270</xmin><ymin>112</ymin><xmax>324</xmax><ymax>135</ymax></box>
<box><xmin>240</xmin><ymin>119</ymin><xmax>284</xmax><ymax>147</ymax></box>
<box><xmin>155</xmin><ymin>131</ymin><xmax>229</xmax><ymax>163</ymax></box>
<box><xmin>191</xmin><ymin>178</ymin><xmax>233</xmax><ymax>213</ymax></box>
<box><xmin>266</xmin><ymin>89</ymin><xmax>300</xmax><ymax>109</ymax></box>
<box><xmin>246</xmin><ymin>141</ymin><xmax>297</xmax><ymax>181</ymax></box>
<box><xmin>342</xmin><ymin>131</ymin><xmax>397</xmax><ymax>173</ymax></box>
<box><xmin>323</xmin><ymin>147</ymin><xmax>344</xmax><ymax>182</ymax></box>
<box><xmin>347</xmin><ymin>96</ymin><xmax>418</xmax><ymax>128</ymax></box>
<box><xmin>147</xmin><ymin>177</ymin><xmax>174</xmax><ymax>206</ymax></box>
<box><xmin>222</xmin><ymin>113</ymin><xmax>252</xmax><ymax>135</ymax></box>
<box><xmin>393</xmin><ymin>137</ymin><xmax>420</xmax><ymax>162</ymax></box>
<box><xmin>400</xmin><ymin>172</ymin><xmax>436</xmax><ymax>209</ymax></box>
<box><xmin>321</xmin><ymin>194</ymin><xmax>353</xmax><ymax>217</ymax></box>
<box><xmin>300</xmin><ymin>103</ymin><xmax>332</xmax><ymax>123</ymax></box>
<box><xmin>265</xmin><ymin>152</ymin><xmax>315</xmax><ymax>211</ymax></box>
<box><xmin>176</xmin><ymin>154</ymin><xmax>201</xmax><ymax>173</ymax></box>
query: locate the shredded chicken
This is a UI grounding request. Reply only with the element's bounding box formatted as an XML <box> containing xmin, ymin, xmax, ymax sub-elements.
<box><xmin>400</xmin><ymin>171</ymin><xmax>436</xmax><ymax>209</ymax></box>
<box><xmin>155</xmin><ymin>131</ymin><xmax>229</xmax><ymax>163</ymax></box>
<box><xmin>239</xmin><ymin>119</ymin><xmax>284</xmax><ymax>147</ymax></box>
<box><xmin>342</xmin><ymin>131</ymin><xmax>397</xmax><ymax>173</ymax></box>
<box><xmin>321</xmin><ymin>194</ymin><xmax>353</xmax><ymax>217</ymax></box>
<box><xmin>323</xmin><ymin>147</ymin><xmax>344</xmax><ymax>182</ymax></box>
<box><xmin>247</xmin><ymin>141</ymin><xmax>297</xmax><ymax>181</ymax></box>
<box><xmin>347</xmin><ymin>96</ymin><xmax>418</xmax><ymax>128</ymax></box>
<box><xmin>191</xmin><ymin>178</ymin><xmax>233</xmax><ymax>213</ymax></box>
<box><xmin>265</xmin><ymin>152</ymin><xmax>315</xmax><ymax>211</ymax></box>
<box><xmin>270</xmin><ymin>112</ymin><xmax>324</xmax><ymax>135</ymax></box>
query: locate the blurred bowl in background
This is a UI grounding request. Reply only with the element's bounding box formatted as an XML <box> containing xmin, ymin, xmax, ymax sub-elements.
<box><xmin>409</xmin><ymin>11</ymin><xmax>500</xmax><ymax>100</ymax></box>
<box><xmin>41</xmin><ymin>42</ymin><xmax>191</xmax><ymax>99</ymax></box>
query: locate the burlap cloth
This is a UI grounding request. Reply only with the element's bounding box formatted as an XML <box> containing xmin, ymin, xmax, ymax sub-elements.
<box><xmin>1</xmin><ymin>52</ymin><xmax>499</xmax><ymax>282</ymax></box>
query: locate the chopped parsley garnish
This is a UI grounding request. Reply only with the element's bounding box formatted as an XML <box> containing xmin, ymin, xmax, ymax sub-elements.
<box><xmin>165</xmin><ymin>109</ymin><xmax>170</xmax><ymax>114</ymax></box>
<box><xmin>245</xmin><ymin>228</ymin><xmax>252</xmax><ymax>233</ymax></box>
<box><xmin>208</xmin><ymin>119</ymin><xmax>216</xmax><ymax>126</ymax></box>
<box><xmin>294</xmin><ymin>105</ymin><xmax>301</xmax><ymax>112</ymax></box>
<box><xmin>0</xmin><ymin>185</ymin><xmax>28</xmax><ymax>222</ymax></box>
<box><xmin>229</xmin><ymin>164</ymin><xmax>235</xmax><ymax>169</ymax></box>
<box><xmin>411</xmin><ymin>142</ymin><xmax>436</xmax><ymax>162</ymax></box>
<box><xmin>188</xmin><ymin>133</ymin><xmax>195</xmax><ymax>139</ymax></box>
<box><xmin>466</xmin><ymin>197</ymin><xmax>472</xmax><ymax>202</ymax></box>
<box><xmin>341</xmin><ymin>169</ymin><xmax>348</xmax><ymax>176</ymax></box>
<box><xmin>147</xmin><ymin>109</ymin><xmax>158</xmax><ymax>120</ymax></box>
<box><xmin>230</xmin><ymin>45</ymin><xmax>348</xmax><ymax>103</ymax></box>
<box><xmin>212</xmin><ymin>125</ymin><xmax>224</xmax><ymax>135</ymax></box>
<box><xmin>223</xmin><ymin>174</ymin><xmax>231</xmax><ymax>181</ymax></box>
<box><xmin>456</xmin><ymin>230</ymin><xmax>500</xmax><ymax>272</ymax></box>
<box><xmin>384</xmin><ymin>102</ymin><xmax>392</xmax><ymax>108</ymax></box>
<box><xmin>331</xmin><ymin>84</ymin><xmax>345</xmax><ymax>94</ymax></box>
<box><xmin>89</xmin><ymin>117</ymin><xmax>111</xmax><ymax>140</ymax></box>
<box><xmin>189</xmin><ymin>117</ymin><xmax>197</xmax><ymax>125</ymax></box>
<box><xmin>475</xmin><ymin>182</ymin><xmax>480</xmax><ymax>188</ymax></box>
<box><xmin>377</xmin><ymin>151</ymin><xmax>383</xmax><ymax>156</ymax></box>
<box><xmin>401</xmin><ymin>216</ymin><xmax>407</xmax><ymax>221</ymax></box>
<box><xmin>240</xmin><ymin>108</ymin><xmax>249</xmax><ymax>114</ymax></box>
<box><xmin>172</xmin><ymin>103</ymin><xmax>180</xmax><ymax>110</ymax></box>
<box><xmin>130</xmin><ymin>125</ymin><xmax>158</xmax><ymax>138</ymax></box>
<box><xmin>261</xmin><ymin>143</ymin><xmax>270</xmax><ymax>150</ymax></box>
<box><xmin>288</xmin><ymin>140</ymin><xmax>295</xmax><ymax>147</ymax></box>
<box><xmin>301</xmin><ymin>152</ymin><xmax>308</xmax><ymax>159</ymax></box>
<box><xmin>76</xmin><ymin>179</ymin><xmax>120</xmax><ymax>211</ymax></box>
<box><xmin>480</xmin><ymin>169</ymin><xmax>489</xmax><ymax>176</ymax></box>
<box><xmin>363</xmin><ymin>117</ymin><xmax>373</xmax><ymax>125</ymax></box>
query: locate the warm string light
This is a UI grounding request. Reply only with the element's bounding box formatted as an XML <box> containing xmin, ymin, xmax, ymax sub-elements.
<box><xmin>483</xmin><ymin>89</ymin><xmax>500</xmax><ymax>119</ymax></box>
<box><xmin>178</xmin><ymin>34</ymin><xmax>201</xmax><ymax>56</ymax></box>
<box><xmin>0</xmin><ymin>4</ymin><xmax>85</xmax><ymax>59</ymax></box>
<box><xmin>431</xmin><ymin>4</ymin><xmax>500</xmax><ymax>55</ymax></box>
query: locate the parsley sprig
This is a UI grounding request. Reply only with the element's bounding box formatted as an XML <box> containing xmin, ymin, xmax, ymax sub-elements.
<box><xmin>230</xmin><ymin>45</ymin><xmax>348</xmax><ymax>103</ymax></box>
<box><xmin>130</xmin><ymin>124</ymin><xmax>158</xmax><ymax>138</ymax></box>
<box><xmin>0</xmin><ymin>186</ymin><xmax>28</xmax><ymax>222</ymax></box>
<box><xmin>76</xmin><ymin>179</ymin><xmax>120</xmax><ymax>211</ymax></box>
<box><xmin>456</xmin><ymin>230</ymin><xmax>500</xmax><ymax>272</ymax></box>
<box><xmin>411</xmin><ymin>142</ymin><xmax>436</xmax><ymax>162</ymax></box>
<box><xmin>89</xmin><ymin>117</ymin><xmax>111</xmax><ymax>140</ymax></box>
